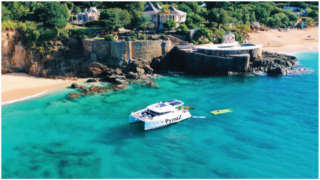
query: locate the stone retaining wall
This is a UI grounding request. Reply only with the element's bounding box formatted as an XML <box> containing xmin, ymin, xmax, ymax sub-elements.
<box><xmin>161</xmin><ymin>47</ymin><xmax>250</xmax><ymax>75</ymax></box>
<box><xmin>82</xmin><ymin>39</ymin><xmax>172</xmax><ymax>65</ymax></box>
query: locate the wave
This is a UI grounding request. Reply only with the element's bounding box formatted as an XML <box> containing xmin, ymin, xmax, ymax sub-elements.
<box><xmin>2</xmin><ymin>90</ymin><xmax>50</xmax><ymax>106</ymax></box>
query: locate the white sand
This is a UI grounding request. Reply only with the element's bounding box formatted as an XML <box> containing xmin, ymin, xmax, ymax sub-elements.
<box><xmin>248</xmin><ymin>27</ymin><xmax>318</xmax><ymax>47</ymax></box>
<box><xmin>1</xmin><ymin>73</ymin><xmax>86</xmax><ymax>104</ymax></box>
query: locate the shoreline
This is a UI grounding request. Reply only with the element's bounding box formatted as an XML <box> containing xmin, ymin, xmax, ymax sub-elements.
<box><xmin>262</xmin><ymin>42</ymin><xmax>318</xmax><ymax>55</ymax></box>
<box><xmin>1</xmin><ymin>73</ymin><xmax>87</xmax><ymax>105</ymax></box>
<box><xmin>1</xmin><ymin>42</ymin><xmax>318</xmax><ymax>106</ymax></box>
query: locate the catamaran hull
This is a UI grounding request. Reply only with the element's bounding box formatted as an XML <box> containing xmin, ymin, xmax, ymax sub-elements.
<box><xmin>129</xmin><ymin>112</ymin><xmax>191</xmax><ymax>130</ymax></box>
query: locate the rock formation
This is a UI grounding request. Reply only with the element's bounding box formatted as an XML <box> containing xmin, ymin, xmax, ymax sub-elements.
<box><xmin>249</xmin><ymin>51</ymin><xmax>298</xmax><ymax>75</ymax></box>
<box><xmin>1</xmin><ymin>30</ymin><xmax>300</xmax><ymax>79</ymax></box>
<box><xmin>68</xmin><ymin>84</ymin><xmax>126</xmax><ymax>99</ymax></box>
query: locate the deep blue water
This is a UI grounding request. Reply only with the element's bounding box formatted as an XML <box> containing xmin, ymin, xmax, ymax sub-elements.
<box><xmin>2</xmin><ymin>52</ymin><xmax>318</xmax><ymax>179</ymax></box>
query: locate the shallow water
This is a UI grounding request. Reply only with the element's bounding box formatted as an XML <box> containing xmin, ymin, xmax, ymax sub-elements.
<box><xmin>2</xmin><ymin>52</ymin><xmax>318</xmax><ymax>178</ymax></box>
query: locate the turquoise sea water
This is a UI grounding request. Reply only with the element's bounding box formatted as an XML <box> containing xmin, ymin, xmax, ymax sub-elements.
<box><xmin>2</xmin><ymin>52</ymin><xmax>318</xmax><ymax>179</ymax></box>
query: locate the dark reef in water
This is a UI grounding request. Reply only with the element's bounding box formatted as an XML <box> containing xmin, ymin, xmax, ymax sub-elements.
<box><xmin>3</xmin><ymin>142</ymin><xmax>101</xmax><ymax>178</ymax></box>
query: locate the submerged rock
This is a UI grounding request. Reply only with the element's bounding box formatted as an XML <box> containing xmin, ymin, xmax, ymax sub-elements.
<box><xmin>141</xmin><ymin>80</ymin><xmax>156</xmax><ymax>87</ymax></box>
<box><xmin>127</xmin><ymin>72</ymin><xmax>139</xmax><ymax>79</ymax></box>
<box><xmin>6</xmin><ymin>142</ymin><xmax>101</xmax><ymax>178</ymax></box>
<box><xmin>68</xmin><ymin>93</ymin><xmax>79</xmax><ymax>98</ymax></box>
<box><xmin>267</xmin><ymin>64</ymin><xmax>287</xmax><ymax>75</ymax></box>
<box><xmin>87</xmin><ymin>79</ymin><xmax>98</xmax><ymax>83</ymax></box>
<box><xmin>58</xmin><ymin>155</ymin><xmax>101</xmax><ymax>178</ymax></box>
<box><xmin>71</xmin><ymin>83</ymin><xmax>79</xmax><ymax>88</ymax></box>
<box><xmin>115</xmin><ymin>79</ymin><xmax>129</xmax><ymax>85</ymax></box>
<box><xmin>68</xmin><ymin>84</ymin><xmax>126</xmax><ymax>99</ymax></box>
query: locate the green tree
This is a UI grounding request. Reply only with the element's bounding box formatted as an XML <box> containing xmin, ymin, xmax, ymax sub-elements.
<box><xmin>241</xmin><ymin>8</ymin><xmax>250</xmax><ymax>25</ymax></box>
<box><xmin>5</xmin><ymin>2</ymin><xmax>28</xmax><ymax>20</ymax></box>
<box><xmin>45</xmin><ymin>18</ymin><xmax>68</xmax><ymax>28</ymax></box>
<box><xmin>177</xmin><ymin>24</ymin><xmax>189</xmax><ymax>34</ymax></box>
<box><xmin>308</xmin><ymin>10</ymin><xmax>318</xmax><ymax>19</ymax></box>
<box><xmin>184</xmin><ymin>2</ymin><xmax>201</xmax><ymax>13</ymax></box>
<box><xmin>104</xmin><ymin>34</ymin><xmax>115</xmax><ymax>41</ymax></box>
<box><xmin>305</xmin><ymin>18</ymin><xmax>316</xmax><ymax>28</ymax></box>
<box><xmin>100</xmin><ymin>2</ymin><xmax>145</xmax><ymax>23</ymax></box>
<box><xmin>206</xmin><ymin>2</ymin><xmax>230</xmax><ymax>10</ymax></box>
<box><xmin>208</xmin><ymin>8</ymin><xmax>229</xmax><ymax>25</ymax></box>
<box><xmin>236</xmin><ymin>24</ymin><xmax>250</xmax><ymax>35</ymax></box>
<box><xmin>99</xmin><ymin>8</ymin><xmax>131</xmax><ymax>33</ymax></box>
<box><xmin>196</xmin><ymin>25</ymin><xmax>213</xmax><ymax>41</ymax></box>
<box><xmin>21</xmin><ymin>2</ymin><xmax>37</xmax><ymax>11</ymax></box>
<box><xmin>177</xmin><ymin>4</ymin><xmax>193</xmax><ymax>14</ymax></box>
<box><xmin>65</xmin><ymin>2</ymin><xmax>74</xmax><ymax>10</ymax></box>
<box><xmin>34</xmin><ymin>2</ymin><xmax>69</xmax><ymax>28</ymax></box>
<box><xmin>163</xmin><ymin>19</ymin><xmax>177</xmax><ymax>30</ymax></box>
<box><xmin>73</xmin><ymin>6</ymin><xmax>81</xmax><ymax>14</ymax></box>
<box><xmin>185</xmin><ymin>12</ymin><xmax>205</xmax><ymax>28</ymax></box>
<box><xmin>254</xmin><ymin>3</ymin><xmax>275</xmax><ymax>24</ymax></box>
<box><xmin>52</xmin><ymin>26</ymin><xmax>60</xmax><ymax>38</ymax></box>
<box><xmin>114</xmin><ymin>8</ymin><xmax>131</xmax><ymax>27</ymax></box>
<box><xmin>135</xmin><ymin>14</ymin><xmax>155</xmax><ymax>33</ymax></box>
<box><xmin>287</xmin><ymin>2</ymin><xmax>308</xmax><ymax>9</ymax></box>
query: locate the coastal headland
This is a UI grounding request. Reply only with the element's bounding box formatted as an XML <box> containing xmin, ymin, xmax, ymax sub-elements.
<box><xmin>1</xmin><ymin>27</ymin><xmax>318</xmax><ymax>104</ymax></box>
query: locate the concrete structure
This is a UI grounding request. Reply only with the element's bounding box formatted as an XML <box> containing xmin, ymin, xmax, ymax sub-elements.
<box><xmin>75</xmin><ymin>7</ymin><xmax>100</xmax><ymax>24</ymax></box>
<box><xmin>222</xmin><ymin>31</ymin><xmax>235</xmax><ymax>44</ymax></box>
<box><xmin>143</xmin><ymin>2</ymin><xmax>187</xmax><ymax>30</ymax></box>
<box><xmin>82</xmin><ymin>39</ymin><xmax>172</xmax><ymax>66</ymax></box>
<box><xmin>194</xmin><ymin>32</ymin><xmax>263</xmax><ymax>60</ymax></box>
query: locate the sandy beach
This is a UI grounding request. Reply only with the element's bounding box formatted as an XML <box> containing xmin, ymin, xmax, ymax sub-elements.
<box><xmin>263</xmin><ymin>42</ymin><xmax>318</xmax><ymax>55</ymax></box>
<box><xmin>1</xmin><ymin>73</ymin><xmax>87</xmax><ymax>104</ymax></box>
<box><xmin>248</xmin><ymin>27</ymin><xmax>318</xmax><ymax>47</ymax></box>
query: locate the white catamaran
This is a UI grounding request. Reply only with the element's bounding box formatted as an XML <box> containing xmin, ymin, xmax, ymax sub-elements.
<box><xmin>129</xmin><ymin>100</ymin><xmax>192</xmax><ymax>130</ymax></box>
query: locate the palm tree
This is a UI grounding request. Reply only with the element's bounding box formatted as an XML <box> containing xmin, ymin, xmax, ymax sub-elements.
<box><xmin>305</xmin><ymin>18</ymin><xmax>316</xmax><ymax>28</ymax></box>
<box><xmin>135</xmin><ymin>14</ymin><xmax>155</xmax><ymax>34</ymax></box>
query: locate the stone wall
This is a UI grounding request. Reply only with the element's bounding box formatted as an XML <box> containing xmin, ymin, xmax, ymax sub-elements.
<box><xmin>161</xmin><ymin>47</ymin><xmax>250</xmax><ymax>75</ymax></box>
<box><xmin>169</xmin><ymin>34</ymin><xmax>187</xmax><ymax>41</ymax></box>
<box><xmin>187</xmin><ymin>29</ymin><xmax>198</xmax><ymax>41</ymax></box>
<box><xmin>131</xmin><ymin>40</ymin><xmax>163</xmax><ymax>62</ymax></box>
<box><xmin>168</xmin><ymin>35</ymin><xmax>187</xmax><ymax>45</ymax></box>
<box><xmin>82</xmin><ymin>39</ymin><xmax>173</xmax><ymax>66</ymax></box>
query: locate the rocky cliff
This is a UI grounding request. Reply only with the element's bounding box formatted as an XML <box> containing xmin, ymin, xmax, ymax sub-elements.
<box><xmin>1</xmin><ymin>30</ymin><xmax>298</xmax><ymax>81</ymax></box>
<box><xmin>1</xmin><ymin>31</ymin><xmax>172</xmax><ymax>85</ymax></box>
<box><xmin>2</xmin><ymin>30</ymin><xmax>29</xmax><ymax>74</ymax></box>
<box><xmin>1</xmin><ymin>30</ymin><xmax>90</xmax><ymax>78</ymax></box>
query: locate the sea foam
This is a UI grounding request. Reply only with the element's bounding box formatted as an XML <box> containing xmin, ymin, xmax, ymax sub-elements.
<box><xmin>2</xmin><ymin>90</ymin><xmax>49</xmax><ymax>106</ymax></box>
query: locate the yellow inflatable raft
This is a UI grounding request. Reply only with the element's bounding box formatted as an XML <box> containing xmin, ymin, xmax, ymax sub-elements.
<box><xmin>182</xmin><ymin>106</ymin><xmax>195</xmax><ymax>109</ymax></box>
<box><xmin>211</xmin><ymin>109</ymin><xmax>233</xmax><ymax>115</ymax></box>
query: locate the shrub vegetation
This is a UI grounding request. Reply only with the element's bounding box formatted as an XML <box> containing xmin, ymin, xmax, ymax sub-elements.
<box><xmin>104</xmin><ymin>34</ymin><xmax>115</xmax><ymax>41</ymax></box>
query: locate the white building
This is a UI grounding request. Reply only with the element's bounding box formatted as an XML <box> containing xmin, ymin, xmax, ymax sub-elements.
<box><xmin>143</xmin><ymin>2</ymin><xmax>187</xmax><ymax>30</ymax></box>
<box><xmin>75</xmin><ymin>7</ymin><xmax>100</xmax><ymax>24</ymax></box>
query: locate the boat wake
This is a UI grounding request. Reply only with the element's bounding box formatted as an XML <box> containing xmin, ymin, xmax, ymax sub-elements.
<box><xmin>2</xmin><ymin>90</ymin><xmax>50</xmax><ymax>106</ymax></box>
